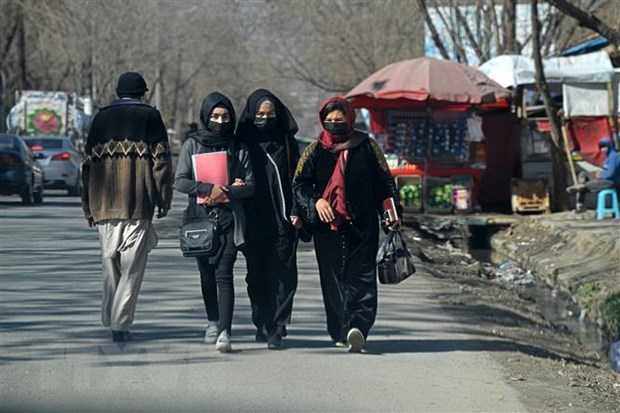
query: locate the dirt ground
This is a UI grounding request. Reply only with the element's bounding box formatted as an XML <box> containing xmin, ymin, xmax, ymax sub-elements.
<box><xmin>490</xmin><ymin>211</ymin><xmax>620</xmax><ymax>337</ymax></box>
<box><xmin>401</xmin><ymin>224</ymin><xmax>620</xmax><ymax>412</ymax></box>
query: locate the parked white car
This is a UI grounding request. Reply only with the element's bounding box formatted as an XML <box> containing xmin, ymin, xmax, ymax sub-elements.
<box><xmin>24</xmin><ymin>136</ymin><xmax>83</xmax><ymax>196</ymax></box>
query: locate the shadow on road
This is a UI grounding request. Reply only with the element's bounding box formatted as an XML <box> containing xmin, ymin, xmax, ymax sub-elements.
<box><xmin>0</xmin><ymin>200</ymin><xmax>82</xmax><ymax>208</ymax></box>
<box><xmin>364</xmin><ymin>338</ymin><xmax>590</xmax><ymax>365</ymax></box>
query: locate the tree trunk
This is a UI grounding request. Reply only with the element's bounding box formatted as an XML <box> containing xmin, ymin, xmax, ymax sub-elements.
<box><xmin>531</xmin><ymin>0</ymin><xmax>569</xmax><ymax>211</ymax></box>
<box><xmin>0</xmin><ymin>70</ymin><xmax>6</xmax><ymax>133</ymax></box>
<box><xmin>18</xmin><ymin>7</ymin><xmax>28</xmax><ymax>90</ymax></box>
<box><xmin>88</xmin><ymin>15</ymin><xmax>97</xmax><ymax>103</ymax></box>
<box><xmin>502</xmin><ymin>0</ymin><xmax>518</xmax><ymax>53</ymax></box>
<box><xmin>547</xmin><ymin>0</ymin><xmax>620</xmax><ymax>45</ymax></box>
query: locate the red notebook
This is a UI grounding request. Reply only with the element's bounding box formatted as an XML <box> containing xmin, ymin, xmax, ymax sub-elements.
<box><xmin>192</xmin><ymin>151</ymin><xmax>228</xmax><ymax>204</ymax></box>
<box><xmin>382</xmin><ymin>197</ymin><xmax>398</xmax><ymax>224</ymax></box>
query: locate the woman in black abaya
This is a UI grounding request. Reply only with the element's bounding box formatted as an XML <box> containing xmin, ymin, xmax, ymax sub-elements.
<box><xmin>237</xmin><ymin>89</ymin><xmax>302</xmax><ymax>350</ymax></box>
<box><xmin>293</xmin><ymin>97</ymin><xmax>401</xmax><ymax>353</ymax></box>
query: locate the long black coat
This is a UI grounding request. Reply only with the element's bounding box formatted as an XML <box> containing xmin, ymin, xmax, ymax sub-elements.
<box><xmin>292</xmin><ymin>132</ymin><xmax>401</xmax><ymax>342</ymax></box>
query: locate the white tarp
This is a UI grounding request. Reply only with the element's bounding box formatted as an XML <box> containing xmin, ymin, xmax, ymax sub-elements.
<box><xmin>563</xmin><ymin>82</ymin><xmax>609</xmax><ymax>117</ymax></box>
<box><xmin>563</xmin><ymin>68</ymin><xmax>620</xmax><ymax>117</ymax></box>
<box><xmin>479</xmin><ymin>51</ymin><xmax>613</xmax><ymax>88</ymax></box>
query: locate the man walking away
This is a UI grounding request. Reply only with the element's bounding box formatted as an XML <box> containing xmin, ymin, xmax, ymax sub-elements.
<box><xmin>81</xmin><ymin>72</ymin><xmax>173</xmax><ymax>342</ymax></box>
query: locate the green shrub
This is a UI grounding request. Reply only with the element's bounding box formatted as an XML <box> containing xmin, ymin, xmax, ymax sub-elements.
<box><xmin>575</xmin><ymin>282</ymin><xmax>600</xmax><ymax>310</ymax></box>
<box><xmin>600</xmin><ymin>292</ymin><xmax>620</xmax><ymax>341</ymax></box>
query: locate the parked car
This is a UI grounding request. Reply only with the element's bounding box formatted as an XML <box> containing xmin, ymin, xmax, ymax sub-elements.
<box><xmin>23</xmin><ymin>136</ymin><xmax>83</xmax><ymax>196</ymax></box>
<box><xmin>0</xmin><ymin>134</ymin><xmax>44</xmax><ymax>204</ymax></box>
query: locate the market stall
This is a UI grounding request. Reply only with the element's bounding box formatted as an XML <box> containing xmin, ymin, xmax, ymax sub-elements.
<box><xmin>345</xmin><ymin>57</ymin><xmax>510</xmax><ymax>213</ymax></box>
<box><xmin>479</xmin><ymin>51</ymin><xmax>617</xmax><ymax>210</ymax></box>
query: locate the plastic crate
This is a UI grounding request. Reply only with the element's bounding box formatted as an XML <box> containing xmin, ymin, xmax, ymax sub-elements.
<box><xmin>396</xmin><ymin>175</ymin><xmax>423</xmax><ymax>212</ymax></box>
<box><xmin>425</xmin><ymin>177</ymin><xmax>453</xmax><ymax>214</ymax></box>
<box><xmin>511</xmin><ymin>178</ymin><xmax>550</xmax><ymax>214</ymax></box>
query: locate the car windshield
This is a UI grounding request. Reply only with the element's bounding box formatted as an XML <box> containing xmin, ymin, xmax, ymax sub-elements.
<box><xmin>24</xmin><ymin>138</ymin><xmax>65</xmax><ymax>150</ymax></box>
<box><xmin>0</xmin><ymin>135</ymin><xmax>18</xmax><ymax>151</ymax></box>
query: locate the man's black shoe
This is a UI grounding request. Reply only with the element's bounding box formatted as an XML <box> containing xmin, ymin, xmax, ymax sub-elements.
<box><xmin>267</xmin><ymin>334</ymin><xmax>284</xmax><ymax>350</ymax></box>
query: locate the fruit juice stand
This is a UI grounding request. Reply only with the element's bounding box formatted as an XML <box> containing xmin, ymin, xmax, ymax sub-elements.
<box><xmin>345</xmin><ymin>57</ymin><xmax>510</xmax><ymax>213</ymax></box>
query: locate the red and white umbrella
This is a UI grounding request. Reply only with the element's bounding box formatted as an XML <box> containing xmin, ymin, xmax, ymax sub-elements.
<box><xmin>345</xmin><ymin>57</ymin><xmax>511</xmax><ymax>109</ymax></box>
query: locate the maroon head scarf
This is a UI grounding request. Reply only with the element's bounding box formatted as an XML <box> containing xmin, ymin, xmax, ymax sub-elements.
<box><xmin>318</xmin><ymin>97</ymin><xmax>365</xmax><ymax>230</ymax></box>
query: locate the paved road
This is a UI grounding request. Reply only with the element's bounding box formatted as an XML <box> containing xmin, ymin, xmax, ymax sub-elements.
<box><xmin>0</xmin><ymin>192</ymin><xmax>526</xmax><ymax>412</ymax></box>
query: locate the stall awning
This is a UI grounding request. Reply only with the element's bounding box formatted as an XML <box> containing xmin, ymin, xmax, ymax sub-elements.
<box><xmin>479</xmin><ymin>51</ymin><xmax>613</xmax><ymax>88</ymax></box>
<box><xmin>345</xmin><ymin>56</ymin><xmax>510</xmax><ymax>110</ymax></box>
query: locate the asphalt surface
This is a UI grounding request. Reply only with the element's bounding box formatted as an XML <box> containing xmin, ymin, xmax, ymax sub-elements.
<box><xmin>0</xmin><ymin>191</ymin><xmax>526</xmax><ymax>412</ymax></box>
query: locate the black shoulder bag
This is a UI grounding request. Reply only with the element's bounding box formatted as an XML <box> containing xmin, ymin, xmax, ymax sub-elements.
<box><xmin>179</xmin><ymin>209</ymin><xmax>220</xmax><ymax>258</ymax></box>
<box><xmin>376</xmin><ymin>230</ymin><xmax>416</xmax><ymax>284</ymax></box>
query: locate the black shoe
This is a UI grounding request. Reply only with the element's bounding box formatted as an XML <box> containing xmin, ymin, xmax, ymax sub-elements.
<box><xmin>281</xmin><ymin>325</ymin><xmax>287</xmax><ymax>338</ymax></box>
<box><xmin>267</xmin><ymin>334</ymin><xmax>284</xmax><ymax>350</ymax></box>
<box><xmin>112</xmin><ymin>330</ymin><xmax>129</xmax><ymax>342</ymax></box>
<box><xmin>255</xmin><ymin>327</ymin><xmax>268</xmax><ymax>343</ymax></box>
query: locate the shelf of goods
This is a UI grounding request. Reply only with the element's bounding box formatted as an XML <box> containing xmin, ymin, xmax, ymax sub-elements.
<box><xmin>425</xmin><ymin>176</ymin><xmax>453</xmax><ymax>214</ymax></box>
<box><xmin>380</xmin><ymin>110</ymin><xmax>470</xmax><ymax>167</ymax></box>
<box><xmin>396</xmin><ymin>175</ymin><xmax>423</xmax><ymax>212</ymax></box>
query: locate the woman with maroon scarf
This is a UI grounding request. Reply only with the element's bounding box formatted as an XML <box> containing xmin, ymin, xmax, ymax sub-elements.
<box><xmin>293</xmin><ymin>97</ymin><xmax>401</xmax><ymax>352</ymax></box>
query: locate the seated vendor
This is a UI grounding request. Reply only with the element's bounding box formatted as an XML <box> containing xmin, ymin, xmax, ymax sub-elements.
<box><xmin>570</xmin><ymin>137</ymin><xmax>620</xmax><ymax>213</ymax></box>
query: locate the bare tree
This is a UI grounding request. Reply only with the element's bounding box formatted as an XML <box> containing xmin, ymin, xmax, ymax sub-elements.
<box><xmin>246</xmin><ymin>0</ymin><xmax>425</xmax><ymax>94</ymax></box>
<box><xmin>418</xmin><ymin>0</ymin><xmax>611</xmax><ymax>63</ymax></box>
<box><xmin>531</xmin><ymin>0</ymin><xmax>569</xmax><ymax>211</ymax></box>
<box><xmin>547</xmin><ymin>0</ymin><xmax>620</xmax><ymax>45</ymax></box>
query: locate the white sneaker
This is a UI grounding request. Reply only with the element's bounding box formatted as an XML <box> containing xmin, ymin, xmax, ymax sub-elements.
<box><xmin>347</xmin><ymin>328</ymin><xmax>365</xmax><ymax>353</ymax></box>
<box><xmin>215</xmin><ymin>330</ymin><xmax>232</xmax><ymax>353</ymax></box>
<box><xmin>204</xmin><ymin>321</ymin><xmax>219</xmax><ymax>344</ymax></box>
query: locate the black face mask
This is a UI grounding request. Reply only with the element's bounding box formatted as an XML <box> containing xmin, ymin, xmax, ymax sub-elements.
<box><xmin>254</xmin><ymin>117</ymin><xmax>277</xmax><ymax>132</ymax></box>
<box><xmin>323</xmin><ymin>121</ymin><xmax>349</xmax><ymax>136</ymax></box>
<box><xmin>208</xmin><ymin>120</ymin><xmax>234</xmax><ymax>136</ymax></box>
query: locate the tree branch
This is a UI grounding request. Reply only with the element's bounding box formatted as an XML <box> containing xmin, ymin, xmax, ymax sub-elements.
<box><xmin>435</xmin><ymin>5</ymin><xmax>468</xmax><ymax>63</ymax></box>
<box><xmin>455</xmin><ymin>6</ymin><xmax>487</xmax><ymax>62</ymax></box>
<box><xmin>416</xmin><ymin>0</ymin><xmax>451</xmax><ymax>60</ymax></box>
<box><xmin>547</xmin><ymin>0</ymin><xmax>620</xmax><ymax>45</ymax></box>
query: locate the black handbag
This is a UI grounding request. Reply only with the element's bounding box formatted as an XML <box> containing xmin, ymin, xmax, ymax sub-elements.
<box><xmin>376</xmin><ymin>230</ymin><xmax>416</xmax><ymax>284</ymax></box>
<box><xmin>179</xmin><ymin>210</ymin><xmax>220</xmax><ymax>258</ymax></box>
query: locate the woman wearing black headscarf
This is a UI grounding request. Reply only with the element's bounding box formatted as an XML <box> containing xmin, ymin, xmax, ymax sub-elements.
<box><xmin>175</xmin><ymin>92</ymin><xmax>254</xmax><ymax>353</ymax></box>
<box><xmin>237</xmin><ymin>89</ymin><xmax>301</xmax><ymax>350</ymax></box>
<box><xmin>293</xmin><ymin>97</ymin><xmax>401</xmax><ymax>353</ymax></box>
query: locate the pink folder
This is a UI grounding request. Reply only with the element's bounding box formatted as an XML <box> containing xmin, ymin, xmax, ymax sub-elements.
<box><xmin>192</xmin><ymin>151</ymin><xmax>228</xmax><ymax>204</ymax></box>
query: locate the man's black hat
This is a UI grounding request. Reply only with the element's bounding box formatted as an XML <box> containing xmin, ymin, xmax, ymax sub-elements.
<box><xmin>116</xmin><ymin>72</ymin><xmax>149</xmax><ymax>97</ymax></box>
